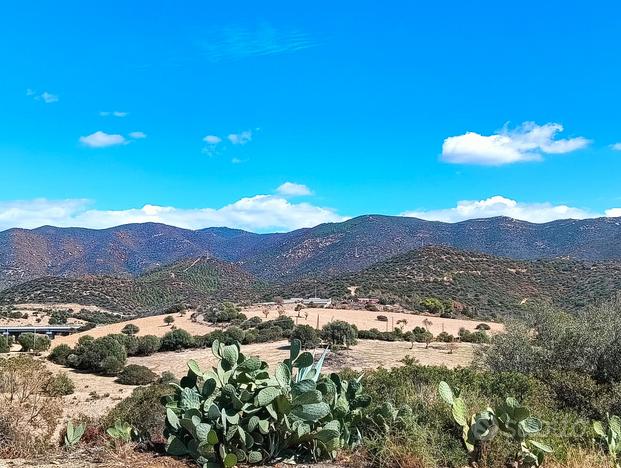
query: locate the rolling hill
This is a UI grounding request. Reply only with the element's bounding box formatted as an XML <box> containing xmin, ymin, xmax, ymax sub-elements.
<box><xmin>1</xmin><ymin>214</ymin><xmax>621</xmax><ymax>289</ymax></box>
<box><xmin>278</xmin><ymin>246</ymin><xmax>621</xmax><ymax>319</ymax></box>
<box><xmin>0</xmin><ymin>256</ymin><xmax>268</xmax><ymax>313</ymax></box>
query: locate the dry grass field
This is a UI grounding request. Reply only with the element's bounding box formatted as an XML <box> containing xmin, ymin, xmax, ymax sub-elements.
<box><xmin>44</xmin><ymin>338</ymin><xmax>478</xmax><ymax>421</ymax></box>
<box><xmin>52</xmin><ymin>304</ymin><xmax>502</xmax><ymax>348</ymax></box>
<box><xmin>8</xmin><ymin>303</ymin><xmax>500</xmax><ymax>425</ymax></box>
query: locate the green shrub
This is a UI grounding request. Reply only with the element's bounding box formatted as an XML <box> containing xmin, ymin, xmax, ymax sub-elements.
<box><xmin>121</xmin><ymin>324</ymin><xmax>140</xmax><ymax>336</ymax></box>
<box><xmin>136</xmin><ymin>335</ymin><xmax>161</xmax><ymax>355</ymax></box>
<box><xmin>224</xmin><ymin>325</ymin><xmax>245</xmax><ymax>343</ymax></box>
<box><xmin>160</xmin><ymin>329</ymin><xmax>194</xmax><ymax>351</ymax></box>
<box><xmin>321</xmin><ymin>320</ymin><xmax>358</xmax><ymax>346</ymax></box>
<box><xmin>48</xmin><ymin>343</ymin><xmax>73</xmax><ymax>365</ymax></box>
<box><xmin>376</xmin><ymin>315</ymin><xmax>389</xmax><ymax>322</ymax></box>
<box><xmin>72</xmin><ymin>335</ymin><xmax>127</xmax><ymax>375</ymax></box>
<box><xmin>104</xmin><ymin>383</ymin><xmax>173</xmax><ymax>444</ymax></box>
<box><xmin>46</xmin><ymin>372</ymin><xmax>75</xmax><ymax>396</ymax></box>
<box><xmin>203</xmin><ymin>302</ymin><xmax>244</xmax><ymax>324</ymax></box>
<box><xmin>436</xmin><ymin>331</ymin><xmax>455</xmax><ymax>343</ymax></box>
<box><xmin>17</xmin><ymin>333</ymin><xmax>51</xmax><ymax>352</ymax></box>
<box><xmin>0</xmin><ymin>336</ymin><xmax>10</xmax><ymax>353</ymax></box>
<box><xmin>290</xmin><ymin>324</ymin><xmax>321</xmax><ymax>349</ymax></box>
<box><xmin>117</xmin><ymin>364</ymin><xmax>158</xmax><ymax>385</ymax></box>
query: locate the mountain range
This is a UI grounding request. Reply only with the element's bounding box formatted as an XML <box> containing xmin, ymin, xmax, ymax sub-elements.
<box><xmin>1</xmin><ymin>215</ymin><xmax>621</xmax><ymax>290</ymax></box>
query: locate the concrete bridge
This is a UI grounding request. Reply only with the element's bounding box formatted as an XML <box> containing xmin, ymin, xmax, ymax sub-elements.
<box><xmin>0</xmin><ymin>325</ymin><xmax>80</xmax><ymax>339</ymax></box>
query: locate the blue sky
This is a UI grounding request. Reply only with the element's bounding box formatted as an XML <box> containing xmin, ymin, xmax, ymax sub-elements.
<box><xmin>1</xmin><ymin>0</ymin><xmax>620</xmax><ymax>232</ymax></box>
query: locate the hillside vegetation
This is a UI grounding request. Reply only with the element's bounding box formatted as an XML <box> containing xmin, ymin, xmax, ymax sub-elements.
<box><xmin>2</xmin><ymin>215</ymin><xmax>621</xmax><ymax>288</ymax></box>
<box><xmin>0</xmin><ymin>257</ymin><xmax>267</xmax><ymax>313</ymax></box>
<box><xmin>280</xmin><ymin>246</ymin><xmax>621</xmax><ymax>319</ymax></box>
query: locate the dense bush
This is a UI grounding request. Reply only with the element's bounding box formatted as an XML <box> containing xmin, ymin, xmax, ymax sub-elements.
<box><xmin>121</xmin><ymin>323</ymin><xmax>140</xmax><ymax>335</ymax></box>
<box><xmin>321</xmin><ymin>320</ymin><xmax>358</xmax><ymax>346</ymax></box>
<box><xmin>458</xmin><ymin>327</ymin><xmax>490</xmax><ymax>343</ymax></box>
<box><xmin>160</xmin><ymin>329</ymin><xmax>194</xmax><ymax>351</ymax></box>
<box><xmin>17</xmin><ymin>333</ymin><xmax>51</xmax><ymax>352</ymax></box>
<box><xmin>48</xmin><ymin>343</ymin><xmax>73</xmax><ymax>365</ymax></box>
<box><xmin>70</xmin><ymin>335</ymin><xmax>127</xmax><ymax>375</ymax></box>
<box><xmin>0</xmin><ymin>336</ymin><xmax>10</xmax><ymax>353</ymax></box>
<box><xmin>290</xmin><ymin>324</ymin><xmax>321</xmax><ymax>349</ymax></box>
<box><xmin>476</xmin><ymin>322</ymin><xmax>491</xmax><ymax>330</ymax></box>
<box><xmin>203</xmin><ymin>301</ymin><xmax>245</xmax><ymax>324</ymax></box>
<box><xmin>376</xmin><ymin>315</ymin><xmax>388</xmax><ymax>322</ymax></box>
<box><xmin>104</xmin><ymin>383</ymin><xmax>173</xmax><ymax>444</ymax></box>
<box><xmin>46</xmin><ymin>372</ymin><xmax>75</xmax><ymax>396</ymax></box>
<box><xmin>435</xmin><ymin>331</ymin><xmax>455</xmax><ymax>343</ymax></box>
<box><xmin>117</xmin><ymin>364</ymin><xmax>158</xmax><ymax>385</ymax></box>
<box><xmin>136</xmin><ymin>335</ymin><xmax>161</xmax><ymax>355</ymax></box>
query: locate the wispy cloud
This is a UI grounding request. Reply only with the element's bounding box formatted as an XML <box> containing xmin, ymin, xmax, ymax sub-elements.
<box><xmin>198</xmin><ymin>22</ymin><xmax>317</xmax><ymax>62</ymax></box>
<box><xmin>441</xmin><ymin>122</ymin><xmax>590</xmax><ymax>165</ymax></box>
<box><xmin>0</xmin><ymin>191</ymin><xmax>346</xmax><ymax>233</ymax></box>
<box><xmin>228</xmin><ymin>130</ymin><xmax>252</xmax><ymax>145</ymax></box>
<box><xmin>79</xmin><ymin>130</ymin><xmax>146</xmax><ymax>148</ymax></box>
<box><xmin>401</xmin><ymin>195</ymin><xmax>618</xmax><ymax>223</ymax></box>
<box><xmin>100</xmin><ymin>111</ymin><xmax>128</xmax><ymax>117</ymax></box>
<box><xmin>202</xmin><ymin>130</ymin><xmax>253</xmax><ymax>156</ymax></box>
<box><xmin>27</xmin><ymin>89</ymin><xmax>59</xmax><ymax>104</ymax></box>
<box><xmin>277</xmin><ymin>182</ymin><xmax>312</xmax><ymax>196</ymax></box>
<box><xmin>611</xmin><ymin>143</ymin><xmax>621</xmax><ymax>151</ymax></box>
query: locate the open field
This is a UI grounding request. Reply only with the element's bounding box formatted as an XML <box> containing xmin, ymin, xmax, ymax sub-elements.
<box><xmin>43</xmin><ymin>338</ymin><xmax>478</xmax><ymax>420</ymax></box>
<box><xmin>242</xmin><ymin>304</ymin><xmax>504</xmax><ymax>336</ymax></box>
<box><xmin>49</xmin><ymin>304</ymin><xmax>502</xmax><ymax>348</ymax></box>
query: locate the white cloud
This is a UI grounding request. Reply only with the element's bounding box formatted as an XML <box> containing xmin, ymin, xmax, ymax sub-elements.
<box><xmin>231</xmin><ymin>158</ymin><xmax>242</xmax><ymax>164</ymax></box>
<box><xmin>611</xmin><ymin>143</ymin><xmax>621</xmax><ymax>151</ymax></box>
<box><xmin>203</xmin><ymin>135</ymin><xmax>222</xmax><ymax>144</ymax></box>
<box><xmin>100</xmin><ymin>111</ymin><xmax>128</xmax><ymax>117</ymax></box>
<box><xmin>606</xmin><ymin>208</ymin><xmax>621</xmax><ymax>217</ymax></box>
<box><xmin>441</xmin><ymin>122</ymin><xmax>590</xmax><ymax>165</ymax></box>
<box><xmin>27</xmin><ymin>89</ymin><xmax>59</xmax><ymax>103</ymax></box>
<box><xmin>0</xmin><ymin>195</ymin><xmax>347</xmax><ymax>233</ymax></box>
<box><xmin>276</xmin><ymin>182</ymin><xmax>312</xmax><ymax>196</ymax></box>
<box><xmin>400</xmin><ymin>195</ymin><xmax>617</xmax><ymax>223</ymax></box>
<box><xmin>129</xmin><ymin>131</ymin><xmax>147</xmax><ymax>139</ymax></box>
<box><xmin>228</xmin><ymin>130</ymin><xmax>252</xmax><ymax>145</ymax></box>
<box><xmin>79</xmin><ymin>131</ymin><xmax>127</xmax><ymax>148</ymax></box>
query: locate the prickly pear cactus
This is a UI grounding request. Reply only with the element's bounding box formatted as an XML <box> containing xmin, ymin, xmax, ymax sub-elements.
<box><xmin>162</xmin><ymin>339</ymin><xmax>372</xmax><ymax>466</ymax></box>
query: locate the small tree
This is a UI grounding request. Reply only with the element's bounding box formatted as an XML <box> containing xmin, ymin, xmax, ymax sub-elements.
<box><xmin>290</xmin><ymin>325</ymin><xmax>321</xmax><ymax>349</ymax></box>
<box><xmin>18</xmin><ymin>333</ymin><xmax>51</xmax><ymax>352</ymax></box>
<box><xmin>277</xmin><ymin>306</ymin><xmax>286</xmax><ymax>318</ymax></box>
<box><xmin>164</xmin><ymin>315</ymin><xmax>175</xmax><ymax>327</ymax></box>
<box><xmin>321</xmin><ymin>320</ymin><xmax>358</xmax><ymax>348</ymax></box>
<box><xmin>121</xmin><ymin>324</ymin><xmax>140</xmax><ymax>336</ymax></box>
<box><xmin>262</xmin><ymin>307</ymin><xmax>270</xmax><ymax>319</ymax></box>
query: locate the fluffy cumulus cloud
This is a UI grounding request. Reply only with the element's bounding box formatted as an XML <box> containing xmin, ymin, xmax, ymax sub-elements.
<box><xmin>79</xmin><ymin>131</ymin><xmax>127</xmax><ymax>148</ymax></box>
<box><xmin>276</xmin><ymin>182</ymin><xmax>312</xmax><ymax>196</ymax></box>
<box><xmin>401</xmin><ymin>195</ymin><xmax>621</xmax><ymax>223</ymax></box>
<box><xmin>441</xmin><ymin>122</ymin><xmax>590</xmax><ymax>165</ymax></box>
<box><xmin>0</xmin><ymin>193</ymin><xmax>347</xmax><ymax>233</ymax></box>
